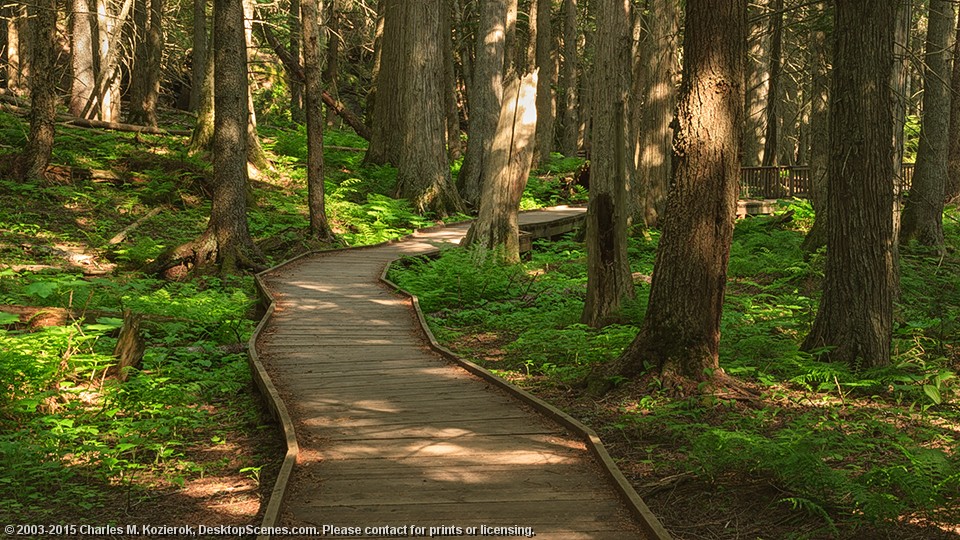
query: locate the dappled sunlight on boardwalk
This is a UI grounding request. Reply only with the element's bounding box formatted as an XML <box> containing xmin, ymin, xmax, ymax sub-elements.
<box><xmin>256</xmin><ymin>207</ymin><xmax>653</xmax><ymax>538</ymax></box>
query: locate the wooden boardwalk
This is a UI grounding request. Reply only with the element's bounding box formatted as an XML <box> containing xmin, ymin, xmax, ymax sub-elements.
<box><xmin>253</xmin><ymin>207</ymin><xmax>666</xmax><ymax>539</ymax></box>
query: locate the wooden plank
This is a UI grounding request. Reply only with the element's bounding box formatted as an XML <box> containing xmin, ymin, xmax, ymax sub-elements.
<box><xmin>317</xmin><ymin>417</ymin><xmax>561</xmax><ymax>440</ymax></box>
<box><xmin>289</xmin><ymin>499</ymin><xmax>626</xmax><ymax>524</ymax></box>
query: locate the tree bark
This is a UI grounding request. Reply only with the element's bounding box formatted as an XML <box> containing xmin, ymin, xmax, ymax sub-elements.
<box><xmin>760</xmin><ymin>0</ymin><xmax>783</xmax><ymax>166</ymax></box>
<box><xmin>322</xmin><ymin>0</ymin><xmax>341</xmax><ymax>127</ymax></box>
<box><xmin>289</xmin><ymin>0</ymin><xmax>304</xmax><ymax>123</ymax></box>
<box><xmin>189</xmin><ymin>32</ymin><xmax>215</xmax><ymax>154</ymax></box>
<box><xmin>18</xmin><ymin>0</ymin><xmax>57</xmax><ymax>180</ymax></box>
<box><xmin>802</xmin><ymin>0</ymin><xmax>897</xmax><ymax>369</ymax></box>
<box><xmin>442</xmin><ymin>0</ymin><xmax>462</xmax><ymax>161</ymax></box>
<box><xmin>948</xmin><ymin>14</ymin><xmax>960</xmax><ymax>202</ymax></box>
<box><xmin>462</xmin><ymin>71</ymin><xmax>538</xmax><ymax>263</ymax></box>
<box><xmin>581</xmin><ymin>0</ymin><xmax>634</xmax><ymax>328</ymax></box>
<box><xmin>188</xmin><ymin>0</ymin><xmax>261</xmax><ymax>274</ymax></box>
<box><xmin>189</xmin><ymin>0</ymin><xmax>207</xmax><ymax>112</ymax></box>
<box><xmin>458</xmin><ymin>0</ymin><xmax>508</xmax><ymax>207</ymax></box>
<box><xmin>70</xmin><ymin>0</ymin><xmax>96</xmax><ymax>117</ymax></box>
<box><xmin>900</xmin><ymin>0</ymin><xmax>952</xmax><ymax>248</ymax></box>
<box><xmin>532</xmin><ymin>0</ymin><xmax>557</xmax><ymax>166</ymax></box>
<box><xmin>89</xmin><ymin>0</ymin><xmax>132</xmax><ymax>122</ymax></box>
<box><xmin>127</xmin><ymin>0</ymin><xmax>162</xmax><ymax>127</ymax></box>
<box><xmin>614</xmin><ymin>0</ymin><xmax>744</xmax><ymax>383</ymax></box>
<box><xmin>364</xmin><ymin>0</ymin><xmax>404</xmax><ymax>166</ymax></box>
<box><xmin>303</xmin><ymin>0</ymin><xmax>333</xmax><ymax>239</ymax></box>
<box><xmin>557</xmin><ymin>0</ymin><xmax>578</xmax><ymax>156</ymax></box>
<box><xmin>801</xmin><ymin>3</ymin><xmax>831</xmax><ymax>253</ymax></box>
<box><xmin>743</xmin><ymin>0</ymin><xmax>770</xmax><ymax>167</ymax></box>
<box><xmin>637</xmin><ymin>0</ymin><xmax>679</xmax><ymax>228</ymax></box>
<box><xmin>241</xmin><ymin>0</ymin><xmax>270</xmax><ymax>172</ymax></box>
<box><xmin>396</xmin><ymin>0</ymin><xmax>465</xmax><ymax>217</ymax></box>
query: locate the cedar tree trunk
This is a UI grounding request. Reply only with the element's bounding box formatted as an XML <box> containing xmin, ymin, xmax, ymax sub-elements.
<box><xmin>801</xmin><ymin>0</ymin><xmax>898</xmax><ymax>369</ymax></box>
<box><xmin>18</xmin><ymin>0</ymin><xmax>57</xmax><ymax>180</ymax></box>
<box><xmin>580</xmin><ymin>0</ymin><xmax>634</xmax><ymax>328</ymax></box>
<box><xmin>614</xmin><ymin>0</ymin><xmax>745</xmax><ymax>382</ymax></box>
<box><xmin>302</xmin><ymin>0</ymin><xmax>333</xmax><ymax>239</ymax></box>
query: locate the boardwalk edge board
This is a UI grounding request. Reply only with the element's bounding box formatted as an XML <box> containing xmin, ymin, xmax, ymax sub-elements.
<box><xmin>379</xmin><ymin>268</ymin><xmax>673</xmax><ymax>540</ymax></box>
<box><xmin>247</xmin><ymin>205</ymin><xmax>672</xmax><ymax>540</ymax></box>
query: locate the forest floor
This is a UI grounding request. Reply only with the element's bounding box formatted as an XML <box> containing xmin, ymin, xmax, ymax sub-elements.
<box><xmin>390</xmin><ymin>206</ymin><xmax>960</xmax><ymax>539</ymax></box>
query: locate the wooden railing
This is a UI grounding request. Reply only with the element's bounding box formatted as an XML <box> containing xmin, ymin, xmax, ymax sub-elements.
<box><xmin>739</xmin><ymin>164</ymin><xmax>915</xmax><ymax>199</ymax></box>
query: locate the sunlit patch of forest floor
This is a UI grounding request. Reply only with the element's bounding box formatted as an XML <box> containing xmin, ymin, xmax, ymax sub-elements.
<box><xmin>0</xmin><ymin>109</ymin><xmax>588</xmax><ymax>531</ymax></box>
<box><xmin>390</xmin><ymin>202</ymin><xmax>960</xmax><ymax>540</ymax></box>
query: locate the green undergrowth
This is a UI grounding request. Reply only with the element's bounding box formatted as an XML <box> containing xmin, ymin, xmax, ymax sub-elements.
<box><xmin>389</xmin><ymin>200</ymin><xmax>960</xmax><ymax>535</ymax></box>
<box><xmin>0</xmin><ymin>270</ymin><xmax>263</xmax><ymax>520</ymax></box>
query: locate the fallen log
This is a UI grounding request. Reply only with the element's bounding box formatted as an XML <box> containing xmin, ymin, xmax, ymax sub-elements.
<box><xmin>108</xmin><ymin>207</ymin><xmax>163</xmax><ymax>245</ymax></box>
<box><xmin>65</xmin><ymin>118</ymin><xmax>192</xmax><ymax>136</ymax></box>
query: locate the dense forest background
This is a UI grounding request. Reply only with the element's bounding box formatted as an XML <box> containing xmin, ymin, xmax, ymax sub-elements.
<box><xmin>1</xmin><ymin>0</ymin><xmax>959</xmax><ymax>538</ymax></box>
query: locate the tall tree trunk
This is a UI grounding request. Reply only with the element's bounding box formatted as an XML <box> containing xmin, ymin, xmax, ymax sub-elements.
<box><xmin>532</xmin><ymin>0</ymin><xmax>557</xmax><ymax>166</ymax></box>
<box><xmin>71</xmin><ymin>0</ymin><xmax>96</xmax><ymax>116</ymax></box>
<box><xmin>303</xmin><ymin>0</ymin><xmax>333</xmax><ymax>239</ymax></box>
<box><xmin>900</xmin><ymin>0</ymin><xmax>952</xmax><ymax>248</ymax></box>
<box><xmin>193</xmin><ymin>0</ymin><xmax>260</xmax><ymax>274</ymax></box>
<box><xmin>743</xmin><ymin>0</ymin><xmax>770</xmax><ymax>167</ymax></box>
<box><xmin>457</xmin><ymin>0</ymin><xmax>508</xmax><ymax>207</ymax></box>
<box><xmin>891</xmin><ymin>0</ymin><xmax>911</xmax><ymax>257</ymax></box>
<box><xmin>289</xmin><ymin>0</ymin><xmax>304</xmax><ymax>123</ymax></box>
<box><xmin>442</xmin><ymin>0</ymin><xmax>462</xmax><ymax>161</ymax></box>
<box><xmin>761</xmin><ymin>0</ymin><xmax>782</xmax><ymax>166</ymax></box>
<box><xmin>557</xmin><ymin>0</ymin><xmax>578</xmax><ymax>156</ymax></box>
<box><xmin>18</xmin><ymin>0</ymin><xmax>57</xmax><ymax>180</ymax></box>
<box><xmin>241</xmin><ymin>0</ymin><xmax>270</xmax><ymax>172</ymax></box>
<box><xmin>613</xmin><ymin>0</ymin><xmax>744</xmax><ymax>384</ymax></box>
<box><xmin>364</xmin><ymin>0</ymin><xmax>404</xmax><ymax>166</ymax></box>
<box><xmin>638</xmin><ymin>0</ymin><xmax>679</xmax><ymax>228</ymax></box>
<box><xmin>462</xmin><ymin>71</ymin><xmax>538</xmax><ymax>263</ymax></box>
<box><xmin>128</xmin><ymin>0</ymin><xmax>162</xmax><ymax>127</ymax></box>
<box><xmin>14</xmin><ymin>4</ymin><xmax>33</xmax><ymax>98</ymax></box>
<box><xmin>189</xmin><ymin>0</ymin><xmax>207</xmax><ymax>112</ymax></box>
<box><xmin>0</xmin><ymin>5</ymin><xmax>7</xmax><ymax>89</ymax></box>
<box><xmin>96</xmin><ymin>0</ymin><xmax>123</xmax><ymax>122</ymax></box>
<box><xmin>802</xmin><ymin>0</ymin><xmax>897</xmax><ymax>369</ymax></box>
<box><xmin>189</xmin><ymin>37</ymin><xmax>215</xmax><ymax>154</ymax></box>
<box><xmin>581</xmin><ymin>0</ymin><xmax>634</xmax><ymax>328</ymax></box>
<box><xmin>396</xmin><ymin>0</ymin><xmax>465</xmax><ymax>217</ymax></box>
<box><xmin>322</xmin><ymin>0</ymin><xmax>341</xmax><ymax>127</ymax></box>
<box><xmin>502</xmin><ymin>0</ymin><xmax>518</xmax><ymax>75</ymax></box>
<box><xmin>801</xmin><ymin>3</ymin><xmax>832</xmax><ymax>253</ymax></box>
<box><xmin>947</xmin><ymin>15</ymin><xmax>960</xmax><ymax>202</ymax></box>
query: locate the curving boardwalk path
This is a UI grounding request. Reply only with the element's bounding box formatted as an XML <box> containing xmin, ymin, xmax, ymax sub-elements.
<box><xmin>254</xmin><ymin>207</ymin><xmax>667</xmax><ymax>539</ymax></box>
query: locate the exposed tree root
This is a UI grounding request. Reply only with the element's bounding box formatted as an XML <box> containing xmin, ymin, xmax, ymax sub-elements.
<box><xmin>145</xmin><ymin>231</ymin><xmax>266</xmax><ymax>279</ymax></box>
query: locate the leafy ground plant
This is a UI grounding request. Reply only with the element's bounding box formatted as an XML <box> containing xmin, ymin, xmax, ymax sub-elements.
<box><xmin>391</xmin><ymin>202</ymin><xmax>960</xmax><ymax>539</ymax></box>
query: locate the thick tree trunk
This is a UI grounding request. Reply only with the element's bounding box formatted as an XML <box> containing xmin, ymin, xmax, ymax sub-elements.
<box><xmin>241</xmin><ymin>0</ymin><xmax>270</xmax><ymax>172</ymax></box>
<box><xmin>70</xmin><ymin>0</ymin><xmax>96</xmax><ymax>117</ymax></box>
<box><xmin>637</xmin><ymin>0</ymin><xmax>679</xmax><ymax>228</ymax></box>
<box><xmin>322</xmin><ymin>0</ymin><xmax>341</xmax><ymax>127</ymax></box>
<box><xmin>900</xmin><ymin>0</ymin><xmax>952</xmax><ymax>248</ymax></box>
<box><xmin>557</xmin><ymin>0</ymin><xmax>578</xmax><ymax>156</ymax></box>
<box><xmin>760</xmin><ymin>0</ymin><xmax>782</xmax><ymax>166</ymax></box>
<box><xmin>462</xmin><ymin>71</ymin><xmax>538</xmax><ymax>263</ymax></box>
<box><xmin>614</xmin><ymin>0</ymin><xmax>744</xmax><ymax>383</ymax></box>
<box><xmin>532</xmin><ymin>0</ymin><xmax>557</xmax><ymax>166</ymax></box>
<box><xmin>743</xmin><ymin>0</ymin><xmax>770</xmax><ymax>167</ymax></box>
<box><xmin>396</xmin><ymin>0</ymin><xmax>465</xmax><ymax>217</ymax></box>
<box><xmin>581</xmin><ymin>0</ymin><xmax>634</xmax><ymax>328</ymax></box>
<box><xmin>457</xmin><ymin>0</ymin><xmax>508</xmax><ymax>207</ymax></box>
<box><xmin>203</xmin><ymin>0</ymin><xmax>260</xmax><ymax>273</ymax></box>
<box><xmin>948</xmin><ymin>17</ymin><xmax>960</xmax><ymax>202</ymax></box>
<box><xmin>289</xmin><ymin>0</ymin><xmax>303</xmax><ymax>123</ymax></box>
<box><xmin>189</xmin><ymin>0</ymin><xmax>207</xmax><ymax>112</ymax></box>
<box><xmin>189</xmin><ymin>37</ymin><xmax>215</xmax><ymax>154</ymax></box>
<box><xmin>801</xmin><ymin>3</ymin><xmax>831</xmax><ymax>253</ymax></box>
<box><xmin>442</xmin><ymin>0</ymin><xmax>462</xmax><ymax>161</ymax></box>
<box><xmin>802</xmin><ymin>0</ymin><xmax>897</xmax><ymax>369</ymax></box>
<box><xmin>303</xmin><ymin>0</ymin><xmax>333</xmax><ymax>239</ymax></box>
<box><xmin>18</xmin><ymin>0</ymin><xmax>57</xmax><ymax>180</ymax></box>
<box><xmin>364</xmin><ymin>0</ymin><xmax>404</xmax><ymax>166</ymax></box>
<box><xmin>92</xmin><ymin>0</ymin><xmax>130</xmax><ymax>122</ymax></box>
<box><xmin>502</xmin><ymin>0</ymin><xmax>518</xmax><ymax>75</ymax></box>
<box><xmin>127</xmin><ymin>0</ymin><xmax>162</xmax><ymax>127</ymax></box>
